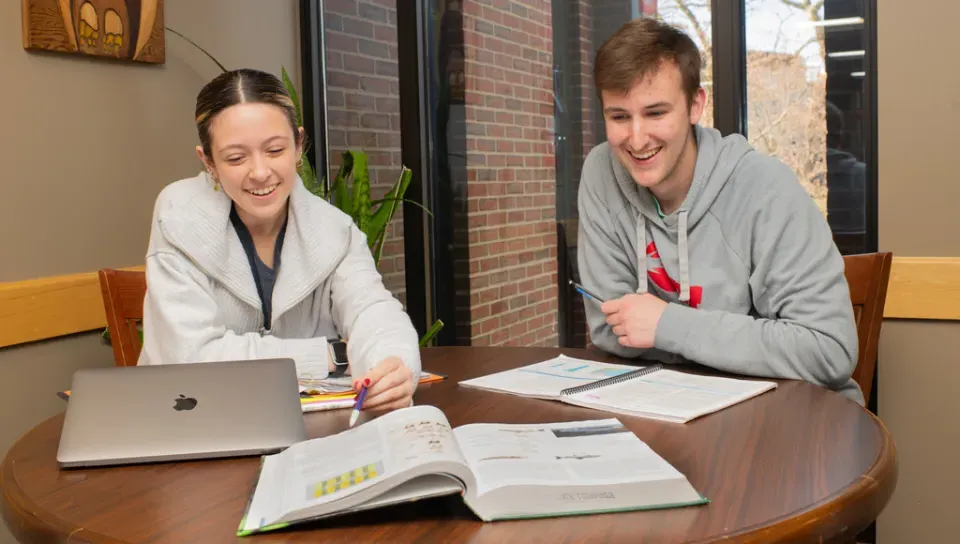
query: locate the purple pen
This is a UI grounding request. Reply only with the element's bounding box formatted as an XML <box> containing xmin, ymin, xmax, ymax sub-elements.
<box><xmin>348</xmin><ymin>384</ymin><xmax>369</xmax><ymax>427</ymax></box>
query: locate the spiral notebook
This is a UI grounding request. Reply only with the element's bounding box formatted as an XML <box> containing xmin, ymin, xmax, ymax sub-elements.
<box><xmin>459</xmin><ymin>355</ymin><xmax>777</xmax><ymax>424</ymax></box>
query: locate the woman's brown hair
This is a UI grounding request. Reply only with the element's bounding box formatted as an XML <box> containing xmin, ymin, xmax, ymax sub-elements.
<box><xmin>194</xmin><ymin>68</ymin><xmax>301</xmax><ymax>158</ymax></box>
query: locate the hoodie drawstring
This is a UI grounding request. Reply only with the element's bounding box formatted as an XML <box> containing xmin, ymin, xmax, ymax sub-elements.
<box><xmin>636</xmin><ymin>210</ymin><xmax>691</xmax><ymax>304</ymax></box>
<box><xmin>678</xmin><ymin>210</ymin><xmax>690</xmax><ymax>303</ymax></box>
<box><xmin>635</xmin><ymin>216</ymin><xmax>647</xmax><ymax>294</ymax></box>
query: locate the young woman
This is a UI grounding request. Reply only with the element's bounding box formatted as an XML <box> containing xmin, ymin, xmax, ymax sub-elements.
<box><xmin>138</xmin><ymin>68</ymin><xmax>420</xmax><ymax>414</ymax></box>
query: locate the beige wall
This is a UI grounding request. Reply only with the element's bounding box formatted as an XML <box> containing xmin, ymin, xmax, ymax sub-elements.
<box><xmin>877</xmin><ymin>0</ymin><xmax>960</xmax><ymax>542</ymax></box>
<box><xmin>0</xmin><ymin>1</ymin><xmax>299</xmax><ymax>542</ymax></box>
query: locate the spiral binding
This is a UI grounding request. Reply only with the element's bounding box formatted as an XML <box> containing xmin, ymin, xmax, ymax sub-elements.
<box><xmin>559</xmin><ymin>364</ymin><xmax>664</xmax><ymax>396</ymax></box>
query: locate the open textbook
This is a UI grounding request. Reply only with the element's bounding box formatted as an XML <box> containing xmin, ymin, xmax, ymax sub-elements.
<box><xmin>458</xmin><ymin>355</ymin><xmax>777</xmax><ymax>424</ymax></box>
<box><xmin>237</xmin><ymin>405</ymin><xmax>706</xmax><ymax>535</ymax></box>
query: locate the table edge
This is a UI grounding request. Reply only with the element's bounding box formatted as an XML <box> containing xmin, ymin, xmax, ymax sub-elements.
<box><xmin>698</xmin><ymin>406</ymin><xmax>899</xmax><ymax>543</ymax></box>
<box><xmin>1</xmin><ymin>386</ymin><xmax>899</xmax><ymax>543</ymax></box>
<box><xmin>1</xmin><ymin>413</ymin><xmax>123</xmax><ymax>544</ymax></box>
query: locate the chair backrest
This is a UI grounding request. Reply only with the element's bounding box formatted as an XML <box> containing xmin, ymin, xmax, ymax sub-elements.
<box><xmin>98</xmin><ymin>269</ymin><xmax>147</xmax><ymax>367</ymax></box>
<box><xmin>842</xmin><ymin>252</ymin><xmax>893</xmax><ymax>403</ymax></box>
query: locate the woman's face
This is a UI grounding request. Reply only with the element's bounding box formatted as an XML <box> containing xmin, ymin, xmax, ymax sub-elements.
<box><xmin>199</xmin><ymin>102</ymin><xmax>302</xmax><ymax>227</ymax></box>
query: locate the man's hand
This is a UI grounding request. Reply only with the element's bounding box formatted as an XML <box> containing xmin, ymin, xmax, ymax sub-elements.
<box><xmin>601</xmin><ymin>293</ymin><xmax>668</xmax><ymax>349</ymax></box>
<box><xmin>354</xmin><ymin>356</ymin><xmax>415</xmax><ymax>413</ymax></box>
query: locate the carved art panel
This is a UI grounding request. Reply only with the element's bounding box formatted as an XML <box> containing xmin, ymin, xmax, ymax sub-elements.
<box><xmin>22</xmin><ymin>0</ymin><xmax>164</xmax><ymax>64</ymax></box>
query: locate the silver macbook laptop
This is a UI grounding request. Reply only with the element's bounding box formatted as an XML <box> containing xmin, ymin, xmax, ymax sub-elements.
<box><xmin>57</xmin><ymin>358</ymin><xmax>307</xmax><ymax>468</ymax></box>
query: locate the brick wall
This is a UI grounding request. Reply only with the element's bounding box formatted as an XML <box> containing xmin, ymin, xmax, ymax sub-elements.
<box><xmin>323</xmin><ymin>0</ymin><xmax>407</xmax><ymax>305</ymax></box>
<box><xmin>577</xmin><ymin>2</ymin><xmax>597</xmax><ymax>158</ymax></box>
<box><xmin>323</xmin><ymin>0</ymin><xmax>564</xmax><ymax>347</ymax></box>
<box><xmin>461</xmin><ymin>0</ymin><xmax>559</xmax><ymax>347</ymax></box>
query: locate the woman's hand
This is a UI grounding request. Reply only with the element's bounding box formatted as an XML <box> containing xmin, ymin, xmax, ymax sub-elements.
<box><xmin>354</xmin><ymin>356</ymin><xmax>415</xmax><ymax>413</ymax></box>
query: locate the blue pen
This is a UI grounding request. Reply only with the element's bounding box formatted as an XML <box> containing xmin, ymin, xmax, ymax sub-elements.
<box><xmin>349</xmin><ymin>384</ymin><xmax>369</xmax><ymax>427</ymax></box>
<box><xmin>568</xmin><ymin>279</ymin><xmax>606</xmax><ymax>303</ymax></box>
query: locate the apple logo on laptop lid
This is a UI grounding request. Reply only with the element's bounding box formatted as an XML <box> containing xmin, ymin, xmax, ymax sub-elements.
<box><xmin>173</xmin><ymin>394</ymin><xmax>198</xmax><ymax>411</ymax></box>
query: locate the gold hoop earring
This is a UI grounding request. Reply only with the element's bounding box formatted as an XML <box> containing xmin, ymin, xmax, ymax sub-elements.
<box><xmin>296</xmin><ymin>155</ymin><xmax>303</xmax><ymax>168</ymax></box>
<box><xmin>207</xmin><ymin>171</ymin><xmax>220</xmax><ymax>191</ymax></box>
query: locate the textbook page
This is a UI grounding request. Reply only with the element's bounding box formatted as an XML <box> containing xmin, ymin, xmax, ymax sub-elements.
<box><xmin>458</xmin><ymin>355</ymin><xmax>643</xmax><ymax>399</ymax></box>
<box><xmin>240</xmin><ymin>405</ymin><xmax>470</xmax><ymax>532</ymax></box>
<box><xmin>563</xmin><ymin>369</ymin><xmax>777</xmax><ymax>423</ymax></box>
<box><xmin>452</xmin><ymin>418</ymin><xmax>684</xmax><ymax>497</ymax></box>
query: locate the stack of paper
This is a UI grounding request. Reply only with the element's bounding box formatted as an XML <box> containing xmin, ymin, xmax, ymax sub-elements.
<box><xmin>299</xmin><ymin>371</ymin><xmax>446</xmax><ymax>413</ymax></box>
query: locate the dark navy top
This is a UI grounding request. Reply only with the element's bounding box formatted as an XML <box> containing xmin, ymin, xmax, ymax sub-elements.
<box><xmin>229</xmin><ymin>204</ymin><xmax>287</xmax><ymax>331</ymax></box>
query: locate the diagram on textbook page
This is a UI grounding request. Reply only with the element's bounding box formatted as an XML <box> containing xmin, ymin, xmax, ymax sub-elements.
<box><xmin>525</xmin><ymin>356</ymin><xmax>636</xmax><ymax>380</ymax></box>
<box><xmin>457</xmin><ymin>355</ymin><xmax>641</xmax><ymax>400</ymax></box>
<box><xmin>310</xmin><ymin>461</ymin><xmax>385</xmax><ymax>499</ymax></box>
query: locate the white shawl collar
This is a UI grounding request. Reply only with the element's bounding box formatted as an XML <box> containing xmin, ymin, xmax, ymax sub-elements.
<box><xmin>157</xmin><ymin>172</ymin><xmax>353</xmax><ymax>321</ymax></box>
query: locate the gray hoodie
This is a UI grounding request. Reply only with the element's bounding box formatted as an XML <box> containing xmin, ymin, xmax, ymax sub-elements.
<box><xmin>576</xmin><ymin>125</ymin><xmax>862</xmax><ymax>404</ymax></box>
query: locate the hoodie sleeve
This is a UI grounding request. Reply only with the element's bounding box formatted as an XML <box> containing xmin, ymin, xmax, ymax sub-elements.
<box><xmin>652</xmin><ymin>174</ymin><xmax>859</xmax><ymax>391</ymax></box>
<box><xmin>328</xmin><ymin>225</ymin><xmax>422</xmax><ymax>382</ymax></box>
<box><xmin>576</xmin><ymin>174</ymin><xmax>652</xmax><ymax>360</ymax></box>
<box><xmin>139</xmin><ymin>250</ymin><xmax>332</xmax><ymax>367</ymax></box>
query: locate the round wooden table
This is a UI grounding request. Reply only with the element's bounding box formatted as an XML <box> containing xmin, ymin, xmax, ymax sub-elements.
<box><xmin>2</xmin><ymin>347</ymin><xmax>897</xmax><ymax>543</ymax></box>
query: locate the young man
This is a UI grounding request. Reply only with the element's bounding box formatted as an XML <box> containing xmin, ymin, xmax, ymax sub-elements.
<box><xmin>576</xmin><ymin>18</ymin><xmax>862</xmax><ymax>404</ymax></box>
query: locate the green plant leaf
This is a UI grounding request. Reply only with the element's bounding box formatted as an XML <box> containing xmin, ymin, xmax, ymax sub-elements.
<box><xmin>166</xmin><ymin>27</ymin><xmax>227</xmax><ymax>72</ymax></box>
<box><xmin>332</xmin><ymin>151</ymin><xmax>354</xmax><ymax>213</ymax></box>
<box><xmin>102</xmin><ymin>327</ymin><xmax>143</xmax><ymax>345</ymax></box>
<box><xmin>281</xmin><ymin>67</ymin><xmax>303</xmax><ymax>127</ymax></box>
<box><xmin>280</xmin><ymin>67</ymin><xmax>324</xmax><ymax>198</ymax></box>
<box><xmin>349</xmin><ymin>151</ymin><xmax>372</xmax><ymax>236</ymax></box>
<box><xmin>318</xmin><ymin>173</ymin><xmax>329</xmax><ymax>199</ymax></box>
<box><xmin>419</xmin><ymin>319</ymin><xmax>444</xmax><ymax>347</ymax></box>
<box><xmin>369</xmin><ymin>167</ymin><xmax>412</xmax><ymax>263</ymax></box>
<box><xmin>305</xmin><ymin>164</ymin><xmax>324</xmax><ymax>196</ymax></box>
<box><xmin>298</xmin><ymin>155</ymin><xmax>323</xmax><ymax>198</ymax></box>
<box><xmin>370</xmin><ymin>197</ymin><xmax>434</xmax><ymax>218</ymax></box>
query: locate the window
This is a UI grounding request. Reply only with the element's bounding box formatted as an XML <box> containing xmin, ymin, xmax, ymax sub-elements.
<box><xmin>657</xmin><ymin>1</ymin><xmax>714</xmax><ymax>128</ymax></box>
<box><xmin>746</xmin><ymin>0</ymin><xmax>874</xmax><ymax>254</ymax></box>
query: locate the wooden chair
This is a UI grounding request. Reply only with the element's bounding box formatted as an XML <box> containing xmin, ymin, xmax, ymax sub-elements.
<box><xmin>98</xmin><ymin>268</ymin><xmax>147</xmax><ymax>367</ymax></box>
<box><xmin>842</xmin><ymin>252</ymin><xmax>893</xmax><ymax>403</ymax></box>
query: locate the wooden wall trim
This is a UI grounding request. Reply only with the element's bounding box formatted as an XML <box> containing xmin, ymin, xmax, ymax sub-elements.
<box><xmin>0</xmin><ymin>267</ymin><xmax>144</xmax><ymax>349</ymax></box>
<box><xmin>883</xmin><ymin>257</ymin><xmax>960</xmax><ymax>320</ymax></box>
<box><xmin>0</xmin><ymin>257</ymin><xmax>957</xmax><ymax>349</ymax></box>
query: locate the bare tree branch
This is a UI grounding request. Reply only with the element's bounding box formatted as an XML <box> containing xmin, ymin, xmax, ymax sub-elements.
<box><xmin>755</xmin><ymin>106</ymin><xmax>792</xmax><ymax>142</ymax></box>
<box><xmin>772</xmin><ymin>14</ymin><xmax>789</xmax><ymax>52</ymax></box>
<box><xmin>672</xmin><ymin>0</ymin><xmax>711</xmax><ymax>52</ymax></box>
<box><xmin>734</xmin><ymin>0</ymin><xmax>828</xmax><ymax>210</ymax></box>
<box><xmin>780</xmin><ymin>0</ymin><xmax>808</xmax><ymax>11</ymax></box>
<box><xmin>778</xmin><ymin>0</ymin><xmax>825</xmax><ymax>72</ymax></box>
<box><xmin>793</xmin><ymin>36</ymin><xmax>817</xmax><ymax>56</ymax></box>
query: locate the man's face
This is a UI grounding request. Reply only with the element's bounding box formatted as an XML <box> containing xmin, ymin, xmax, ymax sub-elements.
<box><xmin>601</xmin><ymin>62</ymin><xmax>705</xmax><ymax>191</ymax></box>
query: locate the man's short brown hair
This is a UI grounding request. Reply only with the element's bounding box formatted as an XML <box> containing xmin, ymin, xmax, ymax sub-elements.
<box><xmin>594</xmin><ymin>18</ymin><xmax>703</xmax><ymax>107</ymax></box>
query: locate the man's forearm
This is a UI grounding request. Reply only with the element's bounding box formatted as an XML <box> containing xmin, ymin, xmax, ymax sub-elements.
<box><xmin>654</xmin><ymin>303</ymin><xmax>857</xmax><ymax>389</ymax></box>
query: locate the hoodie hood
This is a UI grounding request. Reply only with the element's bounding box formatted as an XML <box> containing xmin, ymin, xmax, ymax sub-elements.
<box><xmin>609</xmin><ymin>125</ymin><xmax>753</xmax><ymax>303</ymax></box>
